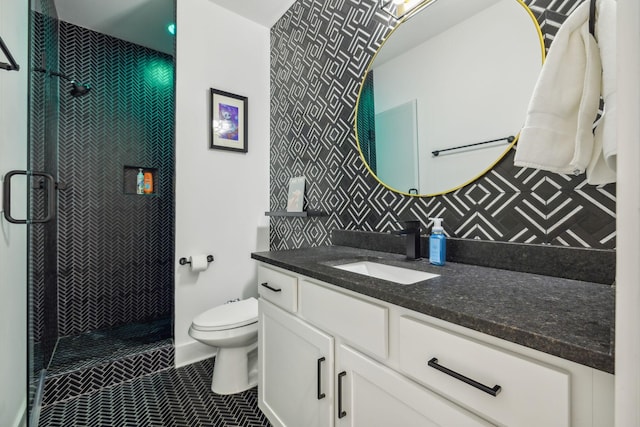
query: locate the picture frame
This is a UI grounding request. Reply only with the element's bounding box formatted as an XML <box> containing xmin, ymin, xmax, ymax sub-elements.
<box><xmin>286</xmin><ymin>176</ymin><xmax>306</xmax><ymax>212</ymax></box>
<box><xmin>210</xmin><ymin>88</ymin><xmax>248</xmax><ymax>153</ymax></box>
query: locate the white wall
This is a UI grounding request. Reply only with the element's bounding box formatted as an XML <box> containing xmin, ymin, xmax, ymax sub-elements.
<box><xmin>373</xmin><ymin>0</ymin><xmax>541</xmax><ymax>194</ymax></box>
<box><xmin>615</xmin><ymin>0</ymin><xmax>640</xmax><ymax>425</ymax></box>
<box><xmin>0</xmin><ymin>0</ymin><xmax>28</xmax><ymax>425</ymax></box>
<box><xmin>174</xmin><ymin>0</ymin><xmax>270</xmax><ymax>366</ymax></box>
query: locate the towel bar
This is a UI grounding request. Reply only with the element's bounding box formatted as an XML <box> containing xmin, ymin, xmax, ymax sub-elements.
<box><xmin>432</xmin><ymin>135</ymin><xmax>515</xmax><ymax>157</ymax></box>
<box><xmin>0</xmin><ymin>35</ymin><xmax>20</xmax><ymax>71</ymax></box>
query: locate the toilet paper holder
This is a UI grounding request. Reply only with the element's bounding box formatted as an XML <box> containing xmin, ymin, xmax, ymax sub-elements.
<box><xmin>179</xmin><ymin>255</ymin><xmax>214</xmax><ymax>266</ymax></box>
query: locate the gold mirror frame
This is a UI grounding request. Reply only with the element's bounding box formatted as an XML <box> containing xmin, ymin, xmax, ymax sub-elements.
<box><xmin>355</xmin><ymin>0</ymin><xmax>545</xmax><ymax>197</ymax></box>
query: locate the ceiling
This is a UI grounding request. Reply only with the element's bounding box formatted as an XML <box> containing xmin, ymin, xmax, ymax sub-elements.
<box><xmin>51</xmin><ymin>0</ymin><xmax>296</xmax><ymax>55</ymax></box>
<box><xmin>373</xmin><ymin>0</ymin><xmax>502</xmax><ymax>68</ymax></box>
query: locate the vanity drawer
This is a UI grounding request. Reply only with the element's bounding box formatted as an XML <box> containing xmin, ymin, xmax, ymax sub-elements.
<box><xmin>398</xmin><ymin>316</ymin><xmax>569</xmax><ymax>427</ymax></box>
<box><xmin>257</xmin><ymin>264</ymin><xmax>298</xmax><ymax>313</ymax></box>
<box><xmin>299</xmin><ymin>279</ymin><xmax>388</xmax><ymax>358</ymax></box>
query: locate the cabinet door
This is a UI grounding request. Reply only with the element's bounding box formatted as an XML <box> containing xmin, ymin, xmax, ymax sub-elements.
<box><xmin>336</xmin><ymin>345</ymin><xmax>494</xmax><ymax>427</ymax></box>
<box><xmin>259</xmin><ymin>299</ymin><xmax>334</xmax><ymax>427</ymax></box>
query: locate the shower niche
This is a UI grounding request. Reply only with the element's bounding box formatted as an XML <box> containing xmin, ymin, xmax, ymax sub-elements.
<box><xmin>123</xmin><ymin>165</ymin><xmax>159</xmax><ymax>195</ymax></box>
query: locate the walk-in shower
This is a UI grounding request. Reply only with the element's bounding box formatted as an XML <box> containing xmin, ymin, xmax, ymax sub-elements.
<box><xmin>28</xmin><ymin>0</ymin><xmax>176</xmax><ymax>424</ymax></box>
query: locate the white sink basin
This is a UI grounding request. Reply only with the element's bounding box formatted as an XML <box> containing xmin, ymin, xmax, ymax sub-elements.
<box><xmin>332</xmin><ymin>261</ymin><xmax>439</xmax><ymax>285</ymax></box>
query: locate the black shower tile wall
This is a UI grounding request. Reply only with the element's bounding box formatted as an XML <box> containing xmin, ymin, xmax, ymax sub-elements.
<box><xmin>56</xmin><ymin>21</ymin><xmax>175</xmax><ymax>336</ymax></box>
<box><xmin>31</xmin><ymin>18</ymin><xmax>175</xmax><ymax>339</ymax></box>
<box><xmin>269</xmin><ymin>0</ymin><xmax>615</xmax><ymax>251</ymax></box>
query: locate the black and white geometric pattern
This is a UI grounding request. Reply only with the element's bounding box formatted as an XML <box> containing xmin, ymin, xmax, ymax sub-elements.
<box><xmin>40</xmin><ymin>359</ymin><xmax>271</xmax><ymax>427</ymax></box>
<box><xmin>56</xmin><ymin>20</ymin><xmax>175</xmax><ymax>337</ymax></box>
<box><xmin>29</xmin><ymin>14</ymin><xmax>176</xmax><ymax>352</ymax></box>
<box><xmin>269</xmin><ymin>0</ymin><xmax>615</xmax><ymax>251</ymax></box>
<box><xmin>42</xmin><ymin>340</ymin><xmax>174</xmax><ymax>406</ymax></box>
<box><xmin>47</xmin><ymin>317</ymin><xmax>172</xmax><ymax>375</ymax></box>
<box><xmin>41</xmin><ymin>318</ymin><xmax>173</xmax><ymax>406</ymax></box>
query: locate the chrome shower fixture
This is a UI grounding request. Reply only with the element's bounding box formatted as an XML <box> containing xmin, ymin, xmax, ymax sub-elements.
<box><xmin>69</xmin><ymin>81</ymin><xmax>91</xmax><ymax>98</ymax></box>
<box><xmin>34</xmin><ymin>67</ymin><xmax>92</xmax><ymax>97</ymax></box>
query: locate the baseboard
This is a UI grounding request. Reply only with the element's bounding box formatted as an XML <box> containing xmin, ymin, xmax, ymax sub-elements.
<box><xmin>175</xmin><ymin>340</ymin><xmax>217</xmax><ymax>368</ymax></box>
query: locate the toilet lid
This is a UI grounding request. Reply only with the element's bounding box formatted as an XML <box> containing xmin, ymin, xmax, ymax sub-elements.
<box><xmin>192</xmin><ymin>297</ymin><xmax>258</xmax><ymax>331</ymax></box>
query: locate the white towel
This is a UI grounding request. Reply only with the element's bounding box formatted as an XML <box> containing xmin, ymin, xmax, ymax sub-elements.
<box><xmin>514</xmin><ymin>0</ymin><xmax>615</xmax><ymax>184</ymax></box>
<box><xmin>587</xmin><ymin>0</ymin><xmax>617</xmax><ymax>185</ymax></box>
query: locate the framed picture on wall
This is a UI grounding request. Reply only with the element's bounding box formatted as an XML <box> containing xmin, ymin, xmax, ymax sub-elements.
<box><xmin>210</xmin><ymin>88</ymin><xmax>248</xmax><ymax>153</ymax></box>
<box><xmin>286</xmin><ymin>176</ymin><xmax>306</xmax><ymax>212</ymax></box>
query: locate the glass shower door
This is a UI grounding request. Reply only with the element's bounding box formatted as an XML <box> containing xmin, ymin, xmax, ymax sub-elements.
<box><xmin>26</xmin><ymin>1</ymin><xmax>61</xmax><ymax>424</ymax></box>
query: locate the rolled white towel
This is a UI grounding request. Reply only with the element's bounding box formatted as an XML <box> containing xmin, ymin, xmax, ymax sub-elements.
<box><xmin>514</xmin><ymin>1</ymin><xmax>602</xmax><ymax>176</ymax></box>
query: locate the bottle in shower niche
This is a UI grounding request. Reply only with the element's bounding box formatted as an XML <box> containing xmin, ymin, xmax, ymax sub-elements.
<box><xmin>143</xmin><ymin>171</ymin><xmax>153</xmax><ymax>194</ymax></box>
<box><xmin>429</xmin><ymin>217</ymin><xmax>446</xmax><ymax>266</ymax></box>
<box><xmin>136</xmin><ymin>168</ymin><xmax>144</xmax><ymax>194</ymax></box>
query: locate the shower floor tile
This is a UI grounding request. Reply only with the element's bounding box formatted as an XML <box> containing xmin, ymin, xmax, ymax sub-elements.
<box><xmin>48</xmin><ymin>317</ymin><xmax>172</xmax><ymax>375</ymax></box>
<box><xmin>39</xmin><ymin>358</ymin><xmax>272</xmax><ymax>427</ymax></box>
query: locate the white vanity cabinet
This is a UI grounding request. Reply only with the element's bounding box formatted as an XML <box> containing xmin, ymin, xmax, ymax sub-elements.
<box><xmin>397</xmin><ymin>316</ymin><xmax>569</xmax><ymax>427</ymax></box>
<box><xmin>335</xmin><ymin>343</ymin><xmax>492</xmax><ymax>427</ymax></box>
<box><xmin>256</xmin><ymin>263</ymin><xmax>614</xmax><ymax>427</ymax></box>
<box><xmin>259</xmin><ymin>299</ymin><xmax>334</xmax><ymax>427</ymax></box>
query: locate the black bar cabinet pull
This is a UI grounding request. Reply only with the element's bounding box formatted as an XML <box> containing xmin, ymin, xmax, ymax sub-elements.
<box><xmin>0</xmin><ymin>35</ymin><xmax>20</xmax><ymax>71</ymax></box>
<box><xmin>2</xmin><ymin>170</ymin><xmax>55</xmax><ymax>224</ymax></box>
<box><xmin>428</xmin><ymin>357</ymin><xmax>501</xmax><ymax>397</ymax></box>
<box><xmin>432</xmin><ymin>135</ymin><xmax>515</xmax><ymax>157</ymax></box>
<box><xmin>338</xmin><ymin>371</ymin><xmax>347</xmax><ymax>418</ymax></box>
<box><xmin>317</xmin><ymin>357</ymin><xmax>326</xmax><ymax>400</ymax></box>
<box><xmin>260</xmin><ymin>282</ymin><xmax>282</xmax><ymax>293</ymax></box>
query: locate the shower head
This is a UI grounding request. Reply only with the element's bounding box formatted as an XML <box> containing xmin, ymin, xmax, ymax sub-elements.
<box><xmin>69</xmin><ymin>82</ymin><xmax>91</xmax><ymax>98</ymax></box>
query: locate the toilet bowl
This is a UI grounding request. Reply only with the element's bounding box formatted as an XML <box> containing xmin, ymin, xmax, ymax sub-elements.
<box><xmin>189</xmin><ymin>297</ymin><xmax>259</xmax><ymax>395</ymax></box>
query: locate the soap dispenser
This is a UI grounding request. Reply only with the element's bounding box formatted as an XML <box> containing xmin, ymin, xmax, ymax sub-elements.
<box><xmin>136</xmin><ymin>168</ymin><xmax>144</xmax><ymax>195</ymax></box>
<box><xmin>429</xmin><ymin>217</ymin><xmax>446</xmax><ymax>266</ymax></box>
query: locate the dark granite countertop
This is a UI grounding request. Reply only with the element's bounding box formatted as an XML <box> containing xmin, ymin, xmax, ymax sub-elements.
<box><xmin>251</xmin><ymin>245</ymin><xmax>614</xmax><ymax>374</ymax></box>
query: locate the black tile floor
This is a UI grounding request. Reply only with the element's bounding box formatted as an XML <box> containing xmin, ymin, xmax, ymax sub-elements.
<box><xmin>39</xmin><ymin>358</ymin><xmax>272</xmax><ymax>427</ymax></box>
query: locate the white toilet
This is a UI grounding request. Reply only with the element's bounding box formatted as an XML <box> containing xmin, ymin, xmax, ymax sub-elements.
<box><xmin>189</xmin><ymin>297</ymin><xmax>259</xmax><ymax>395</ymax></box>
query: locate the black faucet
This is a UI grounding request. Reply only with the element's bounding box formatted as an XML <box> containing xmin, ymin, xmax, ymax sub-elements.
<box><xmin>393</xmin><ymin>220</ymin><xmax>421</xmax><ymax>260</ymax></box>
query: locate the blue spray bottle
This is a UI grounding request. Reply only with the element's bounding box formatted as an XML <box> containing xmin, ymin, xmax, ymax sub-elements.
<box><xmin>136</xmin><ymin>168</ymin><xmax>145</xmax><ymax>195</ymax></box>
<box><xmin>429</xmin><ymin>217</ymin><xmax>446</xmax><ymax>266</ymax></box>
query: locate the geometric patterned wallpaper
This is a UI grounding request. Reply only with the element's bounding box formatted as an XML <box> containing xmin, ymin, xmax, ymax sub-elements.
<box><xmin>30</xmin><ymin>17</ymin><xmax>175</xmax><ymax>345</ymax></box>
<box><xmin>269</xmin><ymin>0</ymin><xmax>616</xmax><ymax>251</ymax></box>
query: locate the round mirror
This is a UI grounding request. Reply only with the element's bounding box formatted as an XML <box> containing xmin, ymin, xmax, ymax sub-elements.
<box><xmin>355</xmin><ymin>0</ymin><xmax>544</xmax><ymax>196</ymax></box>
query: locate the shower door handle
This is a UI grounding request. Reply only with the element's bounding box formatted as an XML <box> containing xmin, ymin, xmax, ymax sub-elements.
<box><xmin>2</xmin><ymin>170</ymin><xmax>56</xmax><ymax>224</ymax></box>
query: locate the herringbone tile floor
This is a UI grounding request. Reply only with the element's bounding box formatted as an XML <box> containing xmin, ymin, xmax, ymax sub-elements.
<box><xmin>39</xmin><ymin>359</ymin><xmax>271</xmax><ymax>427</ymax></box>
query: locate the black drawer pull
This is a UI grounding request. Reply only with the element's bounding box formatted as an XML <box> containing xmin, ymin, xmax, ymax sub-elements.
<box><xmin>338</xmin><ymin>371</ymin><xmax>347</xmax><ymax>418</ymax></box>
<box><xmin>428</xmin><ymin>357</ymin><xmax>501</xmax><ymax>397</ymax></box>
<box><xmin>317</xmin><ymin>357</ymin><xmax>326</xmax><ymax>399</ymax></box>
<box><xmin>260</xmin><ymin>282</ymin><xmax>282</xmax><ymax>292</ymax></box>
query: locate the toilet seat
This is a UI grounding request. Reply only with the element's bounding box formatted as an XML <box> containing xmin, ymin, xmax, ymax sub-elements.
<box><xmin>192</xmin><ymin>297</ymin><xmax>258</xmax><ymax>332</ymax></box>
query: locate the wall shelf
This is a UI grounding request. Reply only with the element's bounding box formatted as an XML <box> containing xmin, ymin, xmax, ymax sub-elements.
<box><xmin>265</xmin><ymin>210</ymin><xmax>326</xmax><ymax>217</ymax></box>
